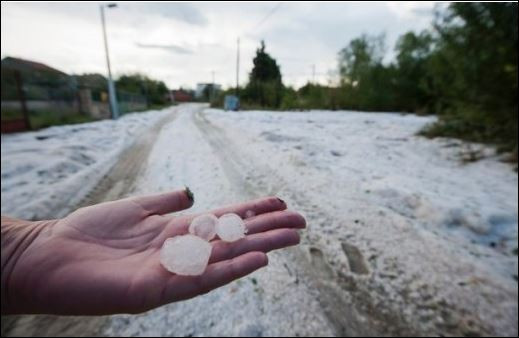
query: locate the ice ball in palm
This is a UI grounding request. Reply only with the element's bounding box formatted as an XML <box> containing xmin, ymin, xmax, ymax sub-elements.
<box><xmin>216</xmin><ymin>213</ymin><xmax>247</xmax><ymax>242</ymax></box>
<box><xmin>160</xmin><ymin>235</ymin><xmax>212</xmax><ymax>276</ymax></box>
<box><xmin>189</xmin><ymin>214</ymin><xmax>217</xmax><ymax>241</ymax></box>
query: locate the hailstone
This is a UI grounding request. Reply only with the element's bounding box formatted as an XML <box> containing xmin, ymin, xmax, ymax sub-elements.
<box><xmin>216</xmin><ymin>213</ymin><xmax>247</xmax><ymax>242</ymax></box>
<box><xmin>189</xmin><ymin>214</ymin><xmax>217</xmax><ymax>241</ymax></box>
<box><xmin>160</xmin><ymin>235</ymin><xmax>212</xmax><ymax>276</ymax></box>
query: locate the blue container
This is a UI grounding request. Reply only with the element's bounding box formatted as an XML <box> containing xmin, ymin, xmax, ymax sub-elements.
<box><xmin>224</xmin><ymin>95</ymin><xmax>240</xmax><ymax>111</ymax></box>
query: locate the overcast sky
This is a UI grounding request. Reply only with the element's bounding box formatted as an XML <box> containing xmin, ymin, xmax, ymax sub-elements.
<box><xmin>1</xmin><ymin>1</ymin><xmax>437</xmax><ymax>89</ymax></box>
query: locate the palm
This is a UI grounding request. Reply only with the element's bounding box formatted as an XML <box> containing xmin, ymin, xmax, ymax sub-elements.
<box><xmin>10</xmin><ymin>190</ymin><xmax>304</xmax><ymax>315</ymax></box>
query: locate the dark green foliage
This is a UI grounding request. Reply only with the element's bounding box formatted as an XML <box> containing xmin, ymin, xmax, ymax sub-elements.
<box><xmin>250</xmin><ymin>41</ymin><xmax>282</xmax><ymax>83</ymax></box>
<box><xmin>242</xmin><ymin>41</ymin><xmax>284</xmax><ymax>108</ymax></box>
<box><xmin>116</xmin><ymin>73</ymin><xmax>169</xmax><ymax>105</ymax></box>
<box><xmin>2</xmin><ymin>109</ymin><xmax>96</xmax><ymax>130</ymax></box>
<box><xmin>424</xmin><ymin>3</ymin><xmax>518</xmax><ymax>153</ymax></box>
<box><xmin>394</xmin><ymin>31</ymin><xmax>434</xmax><ymax>113</ymax></box>
<box><xmin>28</xmin><ymin>110</ymin><xmax>97</xmax><ymax>129</ymax></box>
<box><xmin>337</xmin><ymin>34</ymin><xmax>395</xmax><ymax>111</ymax></box>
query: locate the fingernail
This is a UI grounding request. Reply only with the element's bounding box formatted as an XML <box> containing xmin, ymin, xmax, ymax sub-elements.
<box><xmin>277</xmin><ymin>197</ymin><xmax>286</xmax><ymax>205</ymax></box>
<box><xmin>185</xmin><ymin>186</ymin><xmax>194</xmax><ymax>203</ymax></box>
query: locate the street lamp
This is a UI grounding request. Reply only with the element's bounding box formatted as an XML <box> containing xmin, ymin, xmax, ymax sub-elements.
<box><xmin>100</xmin><ymin>3</ymin><xmax>119</xmax><ymax>119</ymax></box>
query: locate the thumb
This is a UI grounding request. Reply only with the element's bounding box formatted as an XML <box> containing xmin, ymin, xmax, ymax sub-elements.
<box><xmin>131</xmin><ymin>187</ymin><xmax>194</xmax><ymax>215</ymax></box>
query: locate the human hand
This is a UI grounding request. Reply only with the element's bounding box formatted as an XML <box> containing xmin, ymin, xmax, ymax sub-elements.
<box><xmin>1</xmin><ymin>189</ymin><xmax>305</xmax><ymax>315</ymax></box>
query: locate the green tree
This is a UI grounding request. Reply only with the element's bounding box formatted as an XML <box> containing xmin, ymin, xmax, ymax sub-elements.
<box><xmin>425</xmin><ymin>2</ymin><xmax>518</xmax><ymax>152</ymax></box>
<box><xmin>116</xmin><ymin>73</ymin><xmax>169</xmax><ymax>105</ymax></box>
<box><xmin>338</xmin><ymin>34</ymin><xmax>385</xmax><ymax>86</ymax></box>
<box><xmin>244</xmin><ymin>41</ymin><xmax>283</xmax><ymax>108</ymax></box>
<box><xmin>338</xmin><ymin>34</ymin><xmax>397</xmax><ymax>111</ymax></box>
<box><xmin>394</xmin><ymin>31</ymin><xmax>434</xmax><ymax>113</ymax></box>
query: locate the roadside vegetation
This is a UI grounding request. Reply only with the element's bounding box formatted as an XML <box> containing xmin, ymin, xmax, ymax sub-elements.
<box><xmin>214</xmin><ymin>3</ymin><xmax>518</xmax><ymax>160</ymax></box>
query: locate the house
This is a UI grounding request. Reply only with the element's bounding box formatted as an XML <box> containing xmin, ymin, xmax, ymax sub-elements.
<box><xmin>1</xmin><ymin>56</ymin><xmax>74</xmax><ymax>101</ymax></box>
<box><xmin>169</xmin><ymin>89</ymin><xmax>194</xmax><ymax>103</ymax></box>
<box><xmin>1</xmin><ymin>56</ymin><xmax>111</xmax><ymax>122</ymax></box>
<box><xmin>1</xmin><ymin>56</ymin><xmax>68</xmax><ymax>76</ymax></box>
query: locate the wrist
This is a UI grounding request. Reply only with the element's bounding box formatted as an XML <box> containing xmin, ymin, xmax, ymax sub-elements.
<box><xmin>1</xmin><ymin>216</ymin><xmax>53</xmax><ymax>314</ymax></box>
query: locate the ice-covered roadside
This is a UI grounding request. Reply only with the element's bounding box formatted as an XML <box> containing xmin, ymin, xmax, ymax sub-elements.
<box><xmin>1</xmin><ymin>107</ymin><xmax>172</xmax><ymax>220</ymax></box>
<box><xmin>202</xmin><ymin>108</ymin><xmax>518</xmax><ymax>335</ymax></box>
<box><xmin>206</xmin><ymin>109</ymin><xmax>518</xmax><ymax>257</ymax></box>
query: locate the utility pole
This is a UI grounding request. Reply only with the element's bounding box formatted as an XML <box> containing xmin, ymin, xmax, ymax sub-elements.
<box><xmin>100</xmin><ymin>3</ymin><xmax>119</xmax><ymax>119</ymax></box>
<box><xmin>236</xmin><ymin>37</ymin><xmax>240</xmax><ymax>96</ymax></box>
<box><xmin>211</xmin><ymin>70</ymin><xmax>215</xmax><ymax>103</ymax></box>
<box><xmin>312</xmin><ymin>64</ymin><xmax>316</xmax><ymax>84</ymax></box>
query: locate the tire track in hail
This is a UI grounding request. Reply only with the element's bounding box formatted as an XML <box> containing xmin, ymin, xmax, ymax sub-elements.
<box><xmin>192</xmin><ymin>109</ymin><xmax>377</xmax><ymax>336</ymax></box>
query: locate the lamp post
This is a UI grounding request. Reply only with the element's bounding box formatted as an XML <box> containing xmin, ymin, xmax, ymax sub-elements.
<box><xmin>100</xmin><ymin>3</ymin><xmax>119</xmax><ymax>119</ymax></box>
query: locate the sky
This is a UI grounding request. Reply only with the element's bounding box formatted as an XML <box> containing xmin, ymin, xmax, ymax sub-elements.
<box><xmin>1</xmin><ymin>1</ymin><xmax>437</xmax><ymax>89</ymax></box>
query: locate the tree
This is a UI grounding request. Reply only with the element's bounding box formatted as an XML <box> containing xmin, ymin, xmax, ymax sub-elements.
<box><xmin>338</xmin><ymin>34</ymin><xmax>396</xmax><ymax>111</ymax></box>
<box><xmin>116</xmin><ymin>73</ymin><xmax>169</xmax><ymax>105</ymax></box>
<box><xmin>244</xmin><ymin>41</ymin><xmax>283</xmax><ymax>108</ymax></box>
<box><xmin>427</xmin><ymin>2</ymin><xmax>518</xmax><ymax>151</ymax></box>
<box><xmin>250</xmin><ymin>41</ymin><xmax>282</xmax><ymax>83</ymax></box>
<box><xmin>394</xmin><ymin>31</ymin><xmax>434</xmax><ymax>113</ymax></box>
<box><xmin>338</xmin><ymin>34</ymin><xmax>385</xmax><ymax>86</ymax></box>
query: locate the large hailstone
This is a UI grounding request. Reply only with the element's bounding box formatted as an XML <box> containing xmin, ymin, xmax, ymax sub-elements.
<box><xmin>189</xmin><ymin>214</ymin><xmax>217</xmax><ymax>241</ymax></box>
<box><xmin>160</xmin><ymin>235</ymin><xmax>212</xmax><ymax>276</ymax></box>
<box><xmin>216</xmin><ymin>213</ymin><xmax>247</xmax><ymax>242</ymax></box>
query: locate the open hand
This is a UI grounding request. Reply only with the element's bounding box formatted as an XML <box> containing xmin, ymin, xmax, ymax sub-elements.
<box><xmin>1</xmin><ymin>189</ymin><xmax>305</xmax><ymax>315</ymax></box>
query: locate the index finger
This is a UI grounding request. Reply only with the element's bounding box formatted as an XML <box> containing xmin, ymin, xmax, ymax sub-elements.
<box><xmin>208</xmin><ymin>196</ymin><xmax>287</xmax><ymax>218</ymax></box>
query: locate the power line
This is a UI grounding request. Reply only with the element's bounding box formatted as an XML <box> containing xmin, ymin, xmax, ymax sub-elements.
<box><xmin>234</xmin><ymin>3</ymin><xmax>282</xmax><ymax>93</ymax></box>
<box><xmin>236</xmin><ymin>37</ymin><xmax>240</xmax><ymax>94</ymax></box>
<box><xmin>249</xmin><ymin>3</ymin><xmax>283</xmax><ymax>33</ymax></box>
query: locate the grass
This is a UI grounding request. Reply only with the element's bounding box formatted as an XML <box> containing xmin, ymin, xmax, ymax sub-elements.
<box><xmin>1</xmin><ymin>110</ymin><xmax>25</xmax><ymax>121</ymax></box>
<box><xmin>29</xmin><ymin>111</ymin><xmax>97</xmax><ymax>129</ymax></box>
<box><xmin>2</xmin><ymin>110</ymin><xmax>97</xmax><ymax>130</ymax></box>
<box><xmin>420</xmin><ymin>116</ymin><xmax>518</xmax><ymax>164</ymax></box>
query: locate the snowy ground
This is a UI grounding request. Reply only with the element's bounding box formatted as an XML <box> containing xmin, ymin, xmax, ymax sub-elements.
<box><xmin>1</xmin><ymin>108</ymin><xmax>170</xmax><ymax>220</ymax></box>
<box><xmin>1</xmin><ymin>103</ymin><xmax>517</xmax><ymax>336</ymax></box>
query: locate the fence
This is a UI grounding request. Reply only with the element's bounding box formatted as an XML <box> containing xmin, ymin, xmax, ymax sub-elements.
<box><xmin>118</xmin><ymin>90</ymin><xmax>147</xmax><ymax>115</ymax></box>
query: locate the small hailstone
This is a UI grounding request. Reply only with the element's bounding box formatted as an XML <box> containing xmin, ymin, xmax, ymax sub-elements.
<box><xmin>216</xmin><ymin>213</ymin><xmax>247</xmax><ymax>242</ymax></box>
<box><xmin>160</xmin><ymin>235</ymin><xmax>212</xmax><ymax>276</ymax></box>
<box><xmin>245</xmin><ymin>210</ymin><xmax>256</xmax><ymax>219</ymax></box>
<box><xmin>189</xmin><ymin>214</ymin><xmax>217</xmax><ymax>241</ymax></box>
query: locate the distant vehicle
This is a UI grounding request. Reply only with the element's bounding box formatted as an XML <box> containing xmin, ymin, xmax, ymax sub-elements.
<box><xmin>224</xmin><ymin>95</ymin><xmax>240</xmax><ymax>111</ymax></box>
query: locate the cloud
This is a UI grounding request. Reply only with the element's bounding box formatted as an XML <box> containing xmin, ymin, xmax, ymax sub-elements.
<box><xmin>412</xmin><ymin>7</ymin><xmax>435</xmax><ymax>17</ymax></box>
<box><xmin>135</xmin><ymin>42</ymin><xmax>193</xmax><ymax>54</ymax></box>
<box><xmin>2</xmin><ymin>2</ymin><xmax>436</xmax><ymax>89</ymax></box>
<box><xmin>132</xmin><ymin>3</ymin><xmax>208</xmax><ymax>27</ymax></box>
